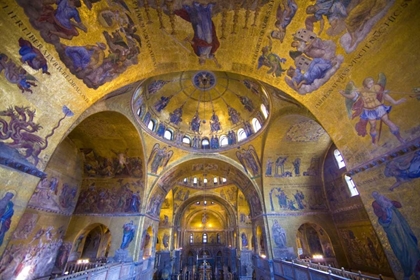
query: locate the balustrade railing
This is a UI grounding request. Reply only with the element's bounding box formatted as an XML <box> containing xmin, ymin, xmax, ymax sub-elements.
<box><xmin>272</xmin><ymin>259</ymin><xmax>384</xmax><ymax>280</ymax></box>
<box><xmin>63</xmin><ymin>258</ymin><xmax>107</xmax><ymax>275</ymax></box>
<box><xmin>36</xmin><ymin>260</ymin><xmax>151</xmax><ymax>280</ymax></box>
<box><xmin>37</xmin><ymin>257</ymin><xmax>387</xmax><ymax>280</ymax></box>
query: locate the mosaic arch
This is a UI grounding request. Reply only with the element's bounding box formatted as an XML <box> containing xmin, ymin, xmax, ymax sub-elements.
<box><xmin>67</xmin><ymin>223</ymin><xmax>112</xmax><ymax>262</ymax></box>
<box><xmin>67</xmin><ymin>111</ymin><xmax>146</xmax><ymax>215</ymax></box>
<box><xmin>173</xmin><ymin>194</ymin><xmax>239</xmax><ymax>229</ymax></box>
<box><xmin>147</xmin><ymin>157</ymin><xmax>264</xmax><ymax>218</ymax></box>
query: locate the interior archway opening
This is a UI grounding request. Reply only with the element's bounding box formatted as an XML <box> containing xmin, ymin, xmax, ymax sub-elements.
<box><xmin>296</xmin><ymin>223</ymin><xmax>337</xmax><ymax>267</ymax></box>
<box><xmin>151</xmin><ymin>157</ymin><xmax>263</xmax><ymax>279</ymax></box>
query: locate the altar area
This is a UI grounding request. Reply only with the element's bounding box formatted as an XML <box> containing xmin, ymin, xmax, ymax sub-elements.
<box><xmin>198</xmin><ymin>260</ymin><xmax>212</xmax><ymax>280</ymax></box>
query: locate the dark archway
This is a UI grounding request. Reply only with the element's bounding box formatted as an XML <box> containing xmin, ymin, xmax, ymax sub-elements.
<box><xmin>296</xmin><ymin>223</ymin><xmax>337</xmax><ymax>266</ymax></box>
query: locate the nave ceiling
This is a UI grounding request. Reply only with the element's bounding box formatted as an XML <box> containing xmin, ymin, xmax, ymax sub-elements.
<box><xmin>1</xmin><ymin>0</ymin><xmax>418</xmax><ymax>170</ymax></box>
<box><xmin>0</xmin><ymin>1</ymin><xmax>420</xmax><ymax>279</ymax></box>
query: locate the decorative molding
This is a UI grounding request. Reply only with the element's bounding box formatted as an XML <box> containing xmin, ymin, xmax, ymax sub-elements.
<box><xmin>346</xmin><ymin>138</ymin><xmax>420</xmax><ymax>176</ymax></box>
<box><xmin>0</xmin><ymin>143</ymin><xmax>46</xmax><ymax>178</ymax></box>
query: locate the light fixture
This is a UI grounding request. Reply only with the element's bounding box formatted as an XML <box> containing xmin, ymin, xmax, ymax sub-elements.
<box><xmin>312</xmin><ymin>254</ymin><xmax>324</xmax><ymax>259</ymax></box>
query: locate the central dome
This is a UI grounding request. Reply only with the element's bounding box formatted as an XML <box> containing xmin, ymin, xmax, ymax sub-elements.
<box><xmin>132</xmin><ymin>71</ymin><xmax>270</xmax><ymax>151</ymax></box>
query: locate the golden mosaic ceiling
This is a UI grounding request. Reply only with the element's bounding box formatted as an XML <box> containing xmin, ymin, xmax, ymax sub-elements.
<box><xmin>1</xmin><ymin>0</ymin><xmax>417</xmax><ymax>170</ymax></box>
<box><xmin>9</xmin><ymin>0</ymin><xmax>377</xmax><ymax>100</ymax></box>
<box><xmin>132</xmin><ymin>71</ymin><xmax>271</xmax><ymax>151</ymax></box>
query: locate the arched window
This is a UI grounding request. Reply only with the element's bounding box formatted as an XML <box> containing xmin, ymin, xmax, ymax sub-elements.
<box><xmin>202</xmin><ymin>233</ymin><xmax>208</xmax><ymax>243</ymax></box>
<box><xmin>203</xmin><ymin>178</ymin><xmax>208</xmax><ymax>185</ymax></box>
<box><xmin>220</xmin><ymin>135</ymin><xmax>228</xmax><ymax>147</ymax></box>
<box><xmin>164</xmin><ymin>129</ymin><xmax>173</xmax><ymax>140</ymax></box>
<box><xmin>190</xmin><ymin>233</ymin><xmax>194</xmax><ymax>244</ymax></box>
<box><xmin>136</xmin><ymin>107</ymin><xmax>141</xmax><ymax>117</ymax></box>
<box><xmin>261</xmin><ymin>104</ymin><xmax>268</xmax><ymax>119</ymax></box>
<box><xmin>147</xmin><ymin>119</ymin><xmax>155</xmax><ymax>131</ymax></box>
<box><xmin>252</xmin><ymin>118</ymin><xmax>261</xmax><ymax>132</ymax></box>
<box><xmin>202</xmin><ymin>138</ymin><xmax>210</xmax><ymax>149</ymax></box>
<box><xmin>193</xmin><ymin>177</ymin><xmax>198</xmax><ymax>185</ymax></box>
<box><xmin>182</xmin><ymin>136</ymin><xmax>191</xmax><ymax>145</ymax></box>
<box><xmin>213</xmin><ymin>177</ymin><xmax>218</xmax><ymax>185</ymax></box>
<box><xmin>237</xmin><ymin>128</ymin><xmax>247</xmax><ymax>142</ymax></box>
<box><xmin>334</xmin><ymin>149</ymin><xmax>346</xmax><ymax>169</ymax></box>
<box><xmin>217</xmin><ymin>234</ymin><xmax>221</xmax><ymax>244</ymax></box>
<box><xmin>345</xmin><ymin>175</ymin><xmax>359</xmax><ymax>196</ymax></box>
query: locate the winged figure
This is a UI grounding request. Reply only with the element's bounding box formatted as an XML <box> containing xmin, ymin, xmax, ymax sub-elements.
<box><xmin>340</xmin><ymin>73</ymin><xmax>406</xmax><ymax>144</ymax></box>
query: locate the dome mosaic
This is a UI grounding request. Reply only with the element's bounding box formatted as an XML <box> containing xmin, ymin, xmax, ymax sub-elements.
<box><xmin>132</xmin><ymin>71</ymin><xmax>270</xmax><ymax>151</ymax></box>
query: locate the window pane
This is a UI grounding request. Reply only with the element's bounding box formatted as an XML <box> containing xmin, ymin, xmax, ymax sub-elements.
<box><xmin>334</xmin><ymin>149</ymin><xmax>346</xmax><ymax>169</ymax></box>
<box><xmin>183</xmin><ymin>136</ymin><xmax>191</xmax><ymax>144</ymax></box>
<box><xmin>252</xmin><ymin>118</ymin><xmax>261</xmax><ymax>132</ymax></box>
<box><xmin>261</xmin><ymin>104</ymin><xmax>268</xmax><ymax>119</ymax></box>
<box><xmin>164</xmin><ymin>130</ymin><xmax>172</xmax><ymax>140</ymax></box>
<box><xmin>237</xmin><ymin>128</ymin><xmax>246</xmax><ymax>142</ymax></box>
<box><xmin>202</xmin><ymin>138</ymin><xmax>210</xmax><ymax>149</ymax></box>
<box><xmin>220</xmin><ymin>135</ymin><xmax>228</xmax><ymax>147</ymax></box>
<box><xmin>147</xmin><ymin>120</ymin><xmax>155</xmax><ymax>130</ymax></box>
<box><xmin>345</xmin><ymin>175</ymin><xmax>359</xmax><ymax>196</ymax></box>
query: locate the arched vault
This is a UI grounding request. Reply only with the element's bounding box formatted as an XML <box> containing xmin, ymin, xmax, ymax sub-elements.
<box><xmin>148</xmin><ymin>156</ymin><xmax>264</xmax><ymax>218</ymax></box>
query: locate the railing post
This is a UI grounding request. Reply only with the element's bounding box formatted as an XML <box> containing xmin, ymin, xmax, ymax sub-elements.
<box><xmin>307</xmin><ymin>262</ymin><xmax>313</xmax><ymax>280</ymax></box>
<box><xmin>328</xmin><ymin>269</ymin><xmax>333</xmax><ymax>280</ymax></box>
<box><xmin>292</xmin><ymin>259</ymin><xmax>297</xmax><ymax>280</ymax></box>
<box><xmin>104</xmin><ymin>264</ymin><xmax>110</xmax><ymax>280</ymax></box>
